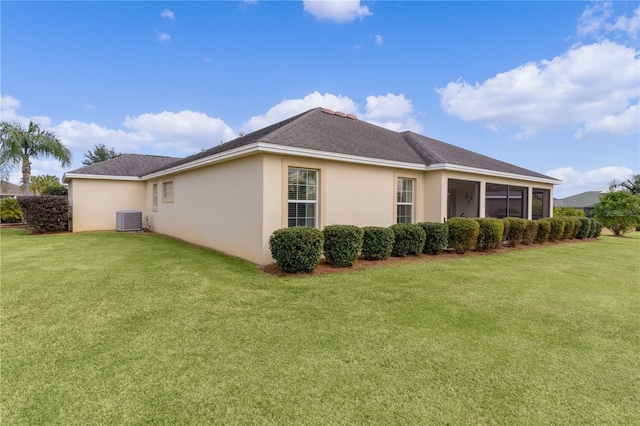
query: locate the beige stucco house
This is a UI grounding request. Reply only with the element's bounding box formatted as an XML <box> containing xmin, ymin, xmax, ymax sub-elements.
<box><xmin>63</xmin><ymin>108</ymin><xmax>560</xmax><ymax>264</ymax></box>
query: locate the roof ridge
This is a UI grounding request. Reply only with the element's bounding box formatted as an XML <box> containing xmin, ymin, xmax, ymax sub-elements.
<box><xmin>256</xmin><ymin>108</ymin><xmax>321</xmax><ymax>142</ymax></box>
<box><xmin>401</xmin><ymin>132</ymin><xmax>442</xmax><ymax>165</ymax></box>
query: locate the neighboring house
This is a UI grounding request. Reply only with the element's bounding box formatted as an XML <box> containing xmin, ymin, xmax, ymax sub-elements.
<box><xmin>554</xmin><ymin>188</ymin><xmax>607</xmax><ymax>217</ymax></box>
<box><xmin>0</xmin><ymin>181</ymin><xmax>23</xmax><ymax>199</ymax></box>
<box><xmin>63</xmin><ymin>108</ymin><xmax>561</xmax><ymax>264</ymax></box>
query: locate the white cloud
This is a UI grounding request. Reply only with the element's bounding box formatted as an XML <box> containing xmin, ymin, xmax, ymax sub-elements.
<box><xmin>157</xmin><ymin>32</ymin><xmax>171</xmax><ymax>43</ymax></box>
<box><xmin>1</xmin><ymin>94</ymin><xmax>52</xmax><ymax>127</ymax></box>
<box><xmin>576</xmin><ymin>104</ymin><xmax>639</xmax><ymax>138</ymax></box>
<box><xmin>374</xmin><ymin>34</ymin><xmax>383</xmax><ymax>45</ymax></box>
<box><xmin>547</xmin><ymin>165</ymin><xmax>635</xmax><ymax>196</ymax></box>
<box><xmin>242</xmin><ymin>92</ymin><xmax>359</xmax><ymax>132</ymax></box>
<box><xmin>242</xmin><ymin>91</ymin><xmax>422</xmax><ymax>133</ymax></box>
<box><xmin>303</xmin><ymin>0</ymin><xmax>371</xmax><ymax>23</ymax></box>
<box><xmin>437</xmin><ymin>41</ymin><xmax>639</xmax><ymax>138</ymax></box>
<box><xmin>203</xmin><ymin>57</ymin><xmax>213</xmax><ymax>63</ymax></box>
<box><xmin>160</xmin><ymin>9</ymin><xmax>175</xmax><ymax>20</ymax></box>
<box><xmin>578</xmin><ymin>2</ymin><xmax>639</xmax><ymax>39</ymax></box>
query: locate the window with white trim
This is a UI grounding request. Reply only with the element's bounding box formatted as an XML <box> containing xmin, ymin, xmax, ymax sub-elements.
<box><xmin>288</xmin><ymin>167</ymin><xmax>318</xmax><ymax>227</ymax></box>
<box><xmin>397</xmin><ymin>178</ymin><xmax>414</xmax><ymax>223</ymax></box>
<box><xmin>162</xmin><ymin>180</ymin><xmax>174</xmax><ymax>203</ymax></box>
<box><xmin>152</xmin><ymin>183</ymin><xmax>158</xmax><ymax>209</ymax></box>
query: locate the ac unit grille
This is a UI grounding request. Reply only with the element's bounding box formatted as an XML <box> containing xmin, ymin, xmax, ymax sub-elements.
<box><xmin>116</xmin><ymin>210</ymin><xmax>142</xmax><ymax>232</ymax></box>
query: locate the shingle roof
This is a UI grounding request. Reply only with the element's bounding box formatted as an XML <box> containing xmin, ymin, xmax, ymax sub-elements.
<box><xmin>556</xmin><ymin>190</ymin><xmax>605</xmax><ymax>208</ymax></box>
<box><xmin>66</xmin><ymin>108</ymin><xmax>557</xmax><ymax>182</ymax></box>
<box><xmin>66</xmin><ymin>154</ymin><xmax>181</xmax><ymax>177</ymax></box>
<box><xmin>0</xmin><ymin>181</ymin><xmax>23</xmax><ymax>195</ymax></box>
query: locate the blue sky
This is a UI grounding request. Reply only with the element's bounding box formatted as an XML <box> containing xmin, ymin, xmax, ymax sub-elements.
<box><xmin>2</xmin><ymin>0</ymin><xmax>638</xmax><ymax>198</ymax></box>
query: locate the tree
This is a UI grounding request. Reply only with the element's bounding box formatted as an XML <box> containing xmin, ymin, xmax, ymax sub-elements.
<box><xmin>0</xmin><ymin>121</ymin><xmax>72</xmax><ymax>196</ymax></box>
<box><xmin>29</xmin><ymin>174</ymin><xmax>61</xmax><ymax>195</ymax></box>
<box><xmin>82</xmin><ymin>144</ymin><xmax>123</xmax><ymax>166</ymax></box>
<box><xmin>553</xmin><ymin>206</ymin><xmax>586</xmax><ymax>217</ymax></box>
<box><xmin>609</xmin><ymin>174</ymin><xmax>640</xmax><ymax>196</ymax></box>
<box><xmin>593</xmin><ymin>191</ymin><xmax>640</xmax><ymax>236</ymax></box>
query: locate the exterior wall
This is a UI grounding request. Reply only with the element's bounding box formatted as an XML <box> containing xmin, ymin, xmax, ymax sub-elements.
<box><xmin>69</xmin><ymin>179</ymin><xmax>146</xmax><ymax>232</ymax></box>
<box><xmin>147</xmin><ymin>154</ymin><xmax>266</xmax><ymax>265</ymax></box>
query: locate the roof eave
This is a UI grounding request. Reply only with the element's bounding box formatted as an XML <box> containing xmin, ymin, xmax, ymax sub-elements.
<box><xmin>63</xmin><ymin>173</ymin><xmax>143</xmax><ymax>183</ymax></box>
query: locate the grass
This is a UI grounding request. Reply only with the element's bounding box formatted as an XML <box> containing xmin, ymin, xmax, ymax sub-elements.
<box><xmin>1</xmin><ymin>229</ymin><xmax>638</xmax><ymax>425</ymax></box>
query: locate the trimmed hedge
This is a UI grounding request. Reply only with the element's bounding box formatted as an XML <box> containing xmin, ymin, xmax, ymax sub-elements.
<box><xmin>269</xmin><ymin>227</ymin><xmax>324</xmax><ymax>273</ymax></box>
<box><xmin>522</xmin><ymin>220</ymin><xmax>539</xmax><ymax>245</ymax></box>
<box><xmin>561</xmin><ymin>217</ymin><xmax>575</xmax><ymax>240</ymax></box>
<box><xmin>474</xmin><ymin>218</ymin><xmax>504</xmax><ymax>251</ymax></box>
<box><xmin>361</xmin><ymin>226</ymin><xmax>395</xmax><ymax>260</ymax></box>
<box><xmin>570</xmin><ymin>217</ymin><xmax>582</xmax><ymax>239</ymax></box>
<box><xmin>535</xmin><ymin>219</ymin><xmax>551</xmax><ymax>243</ymax></box>
<box><xmin>390</xmin><ymin>223</ymin><xmax>426</xmax><ymax>257</ymax></box>
<box><xmin>17</xmin><ymin>195</ymin><xmax>68</xmax><ymax>233</ymax></box>
<box><xmin>417</xmin><ymin>222</ymin><xmax>448</xmax><ymax>255</ymax></box>
<box><xmin>576</xmin><ymin>217</ymin><xmax>592</xmax><ymax>239</ymax></box>
<box><xmin>447</xmin><ymin>217</ymin><xmax>480</xmax><ymax>254</ymax></box>
<box><xmin>323</xmin><ymin>225</ymin><xmax>364</xmax><ymax>267</ymax></box>
<box><xmin>548</xmin><ymin>217</ymin><xmax>565</xmax><ymax>241</ymax></box>
<box><xmin>593</xmin><ymin>221</ymin><xmax>603</xmax><ymax>238</ymax></box>
<box><xmin>503</xmin><ymin>218</ymin><xmax>527</xmax><ymax>247</ymax></box>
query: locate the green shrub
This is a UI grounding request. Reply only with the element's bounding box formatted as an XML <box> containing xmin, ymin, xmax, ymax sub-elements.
<box><xmin>17</xmin><ymin>195</ymin><xmax>68</xmax><ymax>233</ymax></box>
<box><xmin>390</xmin><ymin>223</ymin><xmax>426</xmax><ymax>257</ymax></box>
<box><xmin>570</xmin><ymin>217</ymin><xmax>582</xmax><ymax>238</ymax></box>
<box><xmin>593</xmin><ymin>221</ymin><xmax>604</xmax><ymax>238</ymax></box>
<box><xmin>269</xmin><ymin>227</ymin><xmax>324</xmax><ymax>273</ymax></box>
<box><xmin>447</xmin><ymin>217</ymin><xmax>480</xmax><ymax>254</ymax></box>
<box><xmin>553</xmin><ymin>206</ymin><xmax>586</xmax><ymax>217</ymax></box>
<box><xmin>322</xmin><ymin>225</ymin><xmax>364</xmax><ymax>267</ymax></box>
<box><xmin>503</xmin><ymin>218</ymin><xmax>527</xmax><ymax>246</ymax></box>
<box><xmin>501</xmin><ymin>219</ymin><xmax>510</xmax><ymax>243</ymax></box>
<box><xmin>576</xmin><ymin>217</ymin><xmax>592</xmax><ymax>239</ymax></box>
<box><xmin>0</xmin><ymin>198</ymin><xmax>23</xmax><ymax>223</ymax></box>
<box><xmin>548</xmin><ymin>217</ymin><xmax>565</xmax><ymax>241</ymax></box>
<box><xmin>474</xmin><ymin>218</ymin><xmax>504</xmax><ymax>251</ymax></box>
<box><xmin>522</xmin><ymin>220</ymin><xmax>539</xmax><ymax>245</ymax></box>
<box><xmin>561</xmin><ymin>217</ymin><xmax>575</xmax><ymax>239</ymax></box>
<box><xmin>535</xmin><ymin>219</ymin><xmax>551</xmax><ymax>243</ymax></box>
<box><xmin>42</xmin><ymin>184</ymin><xmax>68</xmax><ymax>196</ymax></box>
<box><xmin>417</xmin><ymin>222</ymin><xmax>448</xmax><ymax>255</ymax></box>
<box><xmin>361</xmin><ymin>226</ymin><xmax>395</xmax><ymax>260</ymax></box>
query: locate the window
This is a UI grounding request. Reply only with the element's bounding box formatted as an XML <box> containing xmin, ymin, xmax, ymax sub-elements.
<box><xmin>532</xmin><ymin>188</ymin><xmax>550</xmax><ymax>219</ymax></box>
<box><xmin>162</xmin><ymin>180</ymin><xmax>174</xmax><ymax>203</ymax></box>
<box><xmin>152</xmin><ymin>183</ymin><xmax>158</xmax><ymax>210</ymax></box>
<box><xmin>397</xmin><ymin>178</ymin><xmax>414</xmax><ymax>223</ymax></box>
<box><xmin>288</xmin><ymin>167</ymin><xmax>318</xmax><ymax>227</ymax></box>
<box><xmin>485</xmin><ymin>183</ymin><xmax>527</xmax><ymax>218</ymax></box>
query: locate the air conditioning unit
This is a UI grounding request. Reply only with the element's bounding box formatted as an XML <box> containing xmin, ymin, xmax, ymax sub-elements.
<box><xmin>116</xmin><ymin>210</ymin><xmax>142</xmax><ymax>232</ymax></box>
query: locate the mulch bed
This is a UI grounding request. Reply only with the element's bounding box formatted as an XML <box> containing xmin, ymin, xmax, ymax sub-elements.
<box><xmin>262</xmin><ymin>238</ymin><xmax>597</xmax><ymax>277</ymax></box>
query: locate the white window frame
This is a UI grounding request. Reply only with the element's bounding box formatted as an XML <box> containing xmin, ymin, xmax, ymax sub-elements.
<box><xmin>152</xmin><ymin>183</ymin><xmax>158</xmax><ymax>210</ymax></box>
<box><xmin>287</xmin><ymin>167</ymin><xmax>318</xmax><ymax>228</ymax></box>
<box><xmin>162</xmin><ymin>180</ymin><xmax>174</xmax><ymax>203</ymax></box>
<box><xmin>397</xmin><ymin>177</ymin><xmax>414</xmax><ymax>224</ymax></box>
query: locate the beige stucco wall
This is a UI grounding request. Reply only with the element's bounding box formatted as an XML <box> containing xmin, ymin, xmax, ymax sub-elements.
<box><xmin>69</xmin><ymin>179</ymin><xmax>146</xmax><ymax>232</ymax></box>
<box><xmin>147</xmin><ymin>155</ymin><xmax>266</xmax><ymax>264</ymax></box>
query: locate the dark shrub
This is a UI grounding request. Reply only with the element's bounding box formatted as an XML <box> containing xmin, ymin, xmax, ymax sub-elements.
<box><xmin>417</xmin><ymin>222</ymin><xmax>448</xmax><ymax>255</ymax></box>
<box><xmin>501</xmin><ymin>219</ymin><xmax>510</xmax><ymax>243</ymax></box>
<box><xmin>548</xmin><ymin>217</ymin><xmax>565</xmax><ymax>241</ymax></box>
<box><xmin>522</xmin><ymin>220</ymin><xmax>539</xmax><ymax>245</ymax></box>
<box><xmin>390</xmin><ymin>223</ymin><xmax>426</xmax><ymax>257</ymax></box>
<box><xmin>503</xmin><ymin>218</ymin><xmax>527</xmax><ymax>246</ymax></box>
<box><xmin>474</xmin><ymin>218</ymin><xmax>504</xmax><ymax>251</ymax></box>
<box><xmin>561</xmin><ymin>217</ymin><xmax>575</xmax><ymax>239</ymax></box>
<box><xmin>535</xmin><ymin>219</ymin><xmax>551</xmax><ymax>243</ymax></box>
<box><xmin>269</xmin><ymin>227</ymin><xmax>323</xmax><ymax>273</ymax></box>
<box><xmin>576</xmin><ymin>217</ymin><xmax>592</xmax><ymax>239</ymax></box>
<box><xmin>361</xmin><ymin>226</ymin><xmax>395</xmax><ymax>260</ymax></box>
<box><xmin>593</xmin><ymin>221</ymin><xmax>604</xmax><ymax>238</ymax></box>
<box><xmin>322</xmin><ymin>225</ymin><xmax>364</xmax><ymax>267</ymax></box>
<box><xmin>447</xmin><ymin>217</ymin><xmax>480</xmax><ymax>254</ymax></box>
<box><xmin>17</xmin><ymin>195</ymin><xmax>68</xmax><ymax>233</ymax></box>
<box><xmin>0</xmin><ymin>198</ymin><xmax>23</xmax><ymax>223</ymax></box>
<box><xmin>571</xmin><ymin>217</ymin><xmax>582</xmax><ymax>238</ymax></box>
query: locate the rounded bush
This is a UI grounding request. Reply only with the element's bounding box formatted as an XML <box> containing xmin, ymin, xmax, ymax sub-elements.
<box><xmin>269</xmin><ymin>227</ymin><xmax>323</xmax><ymax>273</ymax></box>
<box><xmin>547</xmin><ymin>217</ymin><xmax>565</xmax><ymax>241</ymax></box>
<box><xmin>570</xmin><ymin>217</ymin><xmax>582</xmax><ymax>238</ymax></box>
<box><xmin>501</xmin><ymin>219</ymin><xmax>510</xmax><ymax>243</ymax></box>
<box><xmin>447</xmin><ymin>217</ymin><xmax>480</xmax><ymax>254</ymax></box>
<box><xmin>522</xmin><ymin>220</ymin><xmax>539</xmax><ymax>245</ymax></box>
<box><xmin>323</xmin><ymin>225</ymin><xmax>364</xmax><ymax>267</ymax></box>
<box><xmin>390</xmin><ymin>223</ymin><xmax>426</xmax><ymax>257</ymax></box>
<box><xmin>561</xmin><ymin>217</ymin><xmax>575</xmax><ymax>240</ymax></box>
<box><xmin>417</xmin><ymin>222</ymin><xmax>448</xmax><ymax>255</ymax></box>
<box><xmin>474</xmin><ymin>218</ymin><xmax>504</xmax><ymax>251</ymax></box>
<box><xmin>593</xmin><ymin>221</ymin><xmax>604</xmax><ymax>238</ymax></box>
<box><xmin>535</xmin><ymin>219</ymin><xmax>551</xmax><ymax>243</ymax></box>
<box><xmin>576</xmin><ymin>217</ymin><xmax>592</xmax><ymax>239</ymax></box>
<box><xmin>503</xmin><ymin>218</ymin><xmax>527</xmax><ymax>246</ymax></box>
<box><xmin>361</xmin><ymin>226</ymin><xmax>395</xmax><ymax>260</ymax></box>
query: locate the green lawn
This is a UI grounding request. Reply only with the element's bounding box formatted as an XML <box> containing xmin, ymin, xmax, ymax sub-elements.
<box><xmin>1</xmin><ymin>229</ymin><xmax>638</xmax><ymax>425</ymax></box>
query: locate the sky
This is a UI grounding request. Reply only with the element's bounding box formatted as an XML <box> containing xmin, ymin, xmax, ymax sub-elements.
<box><xmin>1</xmin><ymin>0</ymin><xmax>638</xmax><ymax>198</ymax></box>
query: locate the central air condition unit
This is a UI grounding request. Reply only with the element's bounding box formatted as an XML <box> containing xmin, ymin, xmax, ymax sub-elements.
<box><xmin>116</xmin><ymin>210</ymin><xmax>142</xmax><ymax>232</ymax></box>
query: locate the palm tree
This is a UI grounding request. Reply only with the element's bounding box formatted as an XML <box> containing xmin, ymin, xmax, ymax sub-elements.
<box><xmin>0</xmin><ymin>121</ymin><xmax>72</xmax><ymax>195</ymax></box>
<box><xmin>29</xmin><ymin>174</ymin><xmax>61</xmax><ymax>195</ymax></box>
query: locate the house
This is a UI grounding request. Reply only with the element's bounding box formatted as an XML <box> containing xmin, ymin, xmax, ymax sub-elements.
<box><xmin>0</xmin><ymin>181</ymin><xmax>23</xmax><ymax>199</ymax></box>
<box><xmin>63</xmin><ymin>108</ymin><xmax>560</xmax><ymax>264</ymax></box>
<box><xmin>554</xmin><ymin>189</ymin><xmax>606</xmax><ymax>217</ymax></box>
